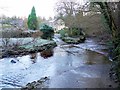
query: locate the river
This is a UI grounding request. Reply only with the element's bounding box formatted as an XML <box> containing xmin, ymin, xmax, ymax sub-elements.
<box><xmin>0</xmin><ymin>34</ymin><xmax>117</xmax><ymax>89</ymax></box>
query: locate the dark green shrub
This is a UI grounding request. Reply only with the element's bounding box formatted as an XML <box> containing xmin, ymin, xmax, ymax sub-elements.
<box><xmin>59</xmin><ymin>27</ymin><xmax>85</xmax><ymax>38</ymax></box>
<box><xmin>39</xmin><ymin>24</ymin><xmax>54</xmax><ymax>40</ymax></box>
<box><xmin>59</xmin><ymin>29</ymin><xmax>67</xmax><ymax>37</ymax></box>
<box><xmin>67</xmin><ymin>27</ymin><xmax>85</xmax><ymax>37</ymax></box>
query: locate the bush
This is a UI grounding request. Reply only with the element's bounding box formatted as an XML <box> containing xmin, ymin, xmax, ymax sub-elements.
<box><xmin>59</xmin><ymin>28</ymin><xmax>68</xmax><ymax>37</ymax></box>
<box><xmin>59</xmin><ymin>27</ymin><xmax>85</xmax><ymax>38</ymax></box>
<box><xmin>1</xmin><ymin>30</ymin><xmax>23</xmax><ymax>38</ymax></box>
<box><xmin>40</xmin><ymin>24</ymin><xmax>54</xmax><ymax>40</ymax></box>
<box><xmin>67</xmin><ymin>27</ymin><xmax>85</xmax><ymax>37</ymax></box>
<box><xmin>0</xmin><ymin>30</ymin><xmax>42</xmax><ymax>38</ymax></box>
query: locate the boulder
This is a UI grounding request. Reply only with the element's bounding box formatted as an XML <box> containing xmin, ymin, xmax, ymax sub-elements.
<box><xmin>10</xmin><ymin>59</ymin><xmax>17</xmax><ymax>63</ymax></box>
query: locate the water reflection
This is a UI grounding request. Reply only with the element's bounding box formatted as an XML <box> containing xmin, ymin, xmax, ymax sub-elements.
<box><xmin>30</xmin><ymin>52</ymin><xmax>37</xmax><ymax>63</ymax></box>
<box><xmin>66</xmin><ymin>52</ymin><xmax>72</xmax><ymax>66</ymax></box>
<box><xmin>40</xmin><ymin>49</ymin><xmax>54</xmax><ymax>59</ymax></box>
<box><xmin>84</xmin><ymin>50</ymin><xmax>111</xmax><ymax>65</ymax></box>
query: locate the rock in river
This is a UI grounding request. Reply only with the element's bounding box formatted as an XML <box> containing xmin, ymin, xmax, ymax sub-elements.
<box><xmin>10</xmin><ymin>59</ymin><xmax>19</xmax><ymax>63</ymax></box>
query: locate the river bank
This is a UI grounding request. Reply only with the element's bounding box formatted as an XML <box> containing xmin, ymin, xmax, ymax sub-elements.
<box><xmin>0</xmin><ymin>38</ymin><xmax>57</xmax><ymax>58</ymax></box>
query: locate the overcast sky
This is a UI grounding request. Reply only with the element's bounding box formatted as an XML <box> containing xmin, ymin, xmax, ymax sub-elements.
<box><xmin>0</xmin><ymin>0</ymin><xmax>58</xmax><ymax>19</ymax></box>
<box><xmin>0</xmin><ymin>0</ymin><xmax>87</xmax><ymax>19</ymax></box>
<box><xmin>0</xmin><ymin>0</ymin><xmax>119</xmax><ymax>19</ymax></box>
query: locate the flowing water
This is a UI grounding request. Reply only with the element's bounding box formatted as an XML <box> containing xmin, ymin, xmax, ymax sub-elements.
<box><xmin>0</xmin><ymin>34</ymin><xmax>117</xmax><ymax>89</ymax></box>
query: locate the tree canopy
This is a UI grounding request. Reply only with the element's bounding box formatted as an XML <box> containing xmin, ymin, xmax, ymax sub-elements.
<box><xmin>55</xmin><ymin>0</ymin><xmax>86</xmax><ymax>29</ymax></box>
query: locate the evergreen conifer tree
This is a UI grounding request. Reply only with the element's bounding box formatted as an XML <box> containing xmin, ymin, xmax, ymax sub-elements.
<box><xmin>27</xmin><ymin>6</ymin><xmax>38</xmax><ymax>30</ymax></box>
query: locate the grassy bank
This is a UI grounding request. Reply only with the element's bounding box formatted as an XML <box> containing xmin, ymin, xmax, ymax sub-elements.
<box><xmin>1</xmin><ymin>38</ymin><xmax>57</xmax><ymax>58</ymax></box>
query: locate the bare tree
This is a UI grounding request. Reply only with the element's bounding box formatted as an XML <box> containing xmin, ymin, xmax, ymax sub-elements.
<box><xmin>55</xmin><ymin>0</ymin><xmax>89</xmax><ymax>29</ymax></box>
<box><xmin>56</xmin><ymin>0</ymin><xmax>80</xmax><ymax>16</ymax></box>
